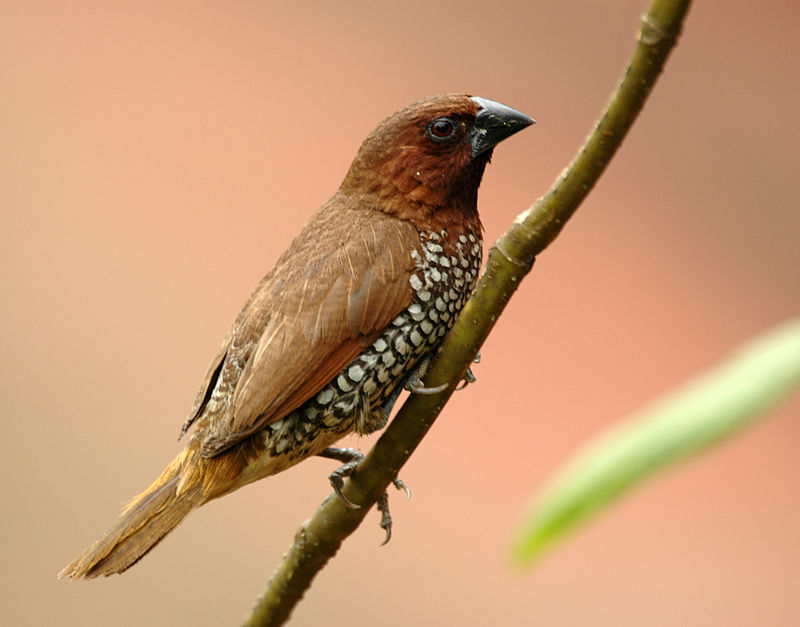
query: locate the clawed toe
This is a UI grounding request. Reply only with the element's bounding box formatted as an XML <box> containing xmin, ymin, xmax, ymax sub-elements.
<box><xmin>393</xmin><ymin>478</ymin><xmax>411</xmax><ymax>500</ymax></box>
<box><xmin>407</xmin><ymin>381</ymin><xmax>448</xmax><ymax>395</ymax></box>
<box><xmin>319</xmin><ymin>447</ymin><xmax>364</xmax><ymax>509</ymax></box>
<box><xmin>377</xmin><ymin>492</ymin><xmax>393</xmax><ymax>545</ymax></box>
<box><xmin>455</xmin><ymin>366</ymin><xmax>477</xmax><ymax>391</ymax></box>
<box><xmin>319</xmin><ymin>447</ymin><xmax>411</xmax><ymax>542</ymax></box>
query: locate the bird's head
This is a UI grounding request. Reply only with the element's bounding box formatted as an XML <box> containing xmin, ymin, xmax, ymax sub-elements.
<box><xmin>340</xmin><ymin>94</ymin><xmax>533</xmax><ymax>230</ymax></box>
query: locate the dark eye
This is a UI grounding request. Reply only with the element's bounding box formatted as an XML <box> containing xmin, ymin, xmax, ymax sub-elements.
<box><xmin>426</xmin><ymin>117</ymin><xmax>457</xmax><ymax>142</ymax></box>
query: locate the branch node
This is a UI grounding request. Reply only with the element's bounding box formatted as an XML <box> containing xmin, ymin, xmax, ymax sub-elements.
<box><xmin>493</xmin><ymin>240</ymin><xmax>531</xmax><ymax>269</ymax></box>
<box><xmin>639</xmin><ymin>13</ymin><xmax>679</xmax><ymax>46</ymax></box>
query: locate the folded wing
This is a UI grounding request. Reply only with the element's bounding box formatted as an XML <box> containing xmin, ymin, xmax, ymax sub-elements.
<box><xmin>184</xmin><ymin>206</ymin><xmax>418</xmax><ymax>456</ymax></box>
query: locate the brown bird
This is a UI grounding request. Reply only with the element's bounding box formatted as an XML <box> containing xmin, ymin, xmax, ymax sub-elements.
<box><xmin>59</xmin><ymin>94</ymin><xmax>533</xmax><ymax>579</ymax></box>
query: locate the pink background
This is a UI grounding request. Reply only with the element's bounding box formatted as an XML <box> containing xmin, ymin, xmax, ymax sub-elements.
<box><xmin>3</xmin><ymin>1</ymin><xmax>799</xmax><ymax>625</ymax></box>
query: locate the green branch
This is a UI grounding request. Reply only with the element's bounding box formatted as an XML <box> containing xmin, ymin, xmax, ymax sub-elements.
<box><xmin>243</xmin><ymin>1</ymin><xmax>693</xmax><ymax>625</ymax></box>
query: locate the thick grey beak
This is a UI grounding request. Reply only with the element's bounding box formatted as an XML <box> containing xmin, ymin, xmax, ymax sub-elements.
<box><xmin>469</xmin><ymin>96</ymin><xmax>534</xmax><ymax>158</ymax></box>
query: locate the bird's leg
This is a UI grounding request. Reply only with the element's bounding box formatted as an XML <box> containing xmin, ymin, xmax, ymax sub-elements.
<box><xmin>404</xmin><ymin>355</ymin><xmax>448</xmax><ymax>395</ymax></box>
<box><xmin>455</xmin><ymin>351</ymin><xmax>482</xmax><ymax>391</ymax></box>
<box><xmin>318</xmin><ymin>447</ymin><xmax>411</xmax><ymax>543</ymax></box>
<box><xmin>318</xmin><ymin>447</ymin><xmax>363</xmax><ymax>509</ymax></box>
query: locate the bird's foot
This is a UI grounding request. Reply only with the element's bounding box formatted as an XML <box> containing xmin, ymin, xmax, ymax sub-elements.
<box><xmin>455</xmin><ymin>352</ymin><xmax>481</xmax><ymax>391</ymax></box>
<box><xmin>377</xmin><ymin>479</ymin><xmax>411</xmax><ymax>545</ymax></box>
<box><xmin>318</xmin><ymin>447</ymin><xmax>410</xmax><ymax>543</ymax></box>
<box><xmin>318</xmin><ymin>447</ymin><xmax>364</xmax><ymax>508</ymax></box>
<box><xmin>455</xmin><ymin>367</ymin><xmax>477</xmax><ymax>391</ymax></box>
<box><xmin>404</xmin><ymin>356</ymin><xmax>447</xmax><ymax>395</ymax></box>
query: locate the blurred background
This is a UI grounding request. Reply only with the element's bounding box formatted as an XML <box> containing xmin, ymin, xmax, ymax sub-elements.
<box><xmin>3</xmin><ymin>1</ymin><xmax>799</xmax><ymax>625</ymax></box>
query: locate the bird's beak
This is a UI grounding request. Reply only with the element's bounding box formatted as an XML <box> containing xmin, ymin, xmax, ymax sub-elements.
<box><xmin>469</xmin><ymin>96</ymin><xmax>534</xmax><ymax>158</ymax></box>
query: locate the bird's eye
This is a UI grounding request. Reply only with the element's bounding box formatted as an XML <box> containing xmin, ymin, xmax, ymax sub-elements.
<box><xmin>426</xmin><ymin>117</ymin><xmax>457</xmax><ymax>142</ymax></box>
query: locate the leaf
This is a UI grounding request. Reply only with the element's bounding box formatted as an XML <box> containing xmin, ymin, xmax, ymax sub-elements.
<box><xmin>511</xmin><ymin>318</ymin><xmax>800</xmax><ymax>567</ymax></box>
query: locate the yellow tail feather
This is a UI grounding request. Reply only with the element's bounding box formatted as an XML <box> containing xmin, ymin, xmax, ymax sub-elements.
<box><xmin>58</xmin><ymin>453</ymin><xmax>204</xmax><ymax>579</ymax></box>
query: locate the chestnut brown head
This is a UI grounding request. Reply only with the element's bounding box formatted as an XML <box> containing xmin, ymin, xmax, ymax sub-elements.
<box><xmin>340</xmin><ymin>94</ymin><xmax>533</xmax><ymax>226</ymax></box>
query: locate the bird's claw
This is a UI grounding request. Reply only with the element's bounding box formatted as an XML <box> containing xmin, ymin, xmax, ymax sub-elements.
<box><xmin>404</xmin><ymin>361</ymin><xmax>447</xmax><ymax>395</ymax></box>
<box><xmin>408</xmin><ymin>381</ymin><xmax>448</xmax><ymax>395</ymax></box>
<box><xmin>393</xmin><ymin>478</ymin><xmax>411</xmax><ymax>500</ymax></box>
<box><xmin>403</xmin><ymin>354</ymin><xmax>447</xmax><ymax>395</ymax></box>
<box><xmin>377</xmin><ymin>478</ymin><xmax>412</xmax><ymax>545</ymax></box>
<box><xmin>377</xmin><ymin>492</ymin><xmax>393</xmax><ymax>545</ymax></box>
<box><xmin>455</xmin><ymin>366</ymin><xmax>477</xmax><ymax>391</ymax></box>
<box><xmin>454</xmin><ymin>352</ymin><xmax>481</xmax><ymax>390</ymax></box>
<box><xmin>319</xmin><ymin>447</ymin><xmax>364</xmax><ymax>509</ymax></box>
<box><xmin>330</xmin><ymin>476</ymin><xmax>361</xmax><ymax>509</ymax></box>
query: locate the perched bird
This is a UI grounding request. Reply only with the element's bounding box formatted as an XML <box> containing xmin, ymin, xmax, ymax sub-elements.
<box><xmin>59</xmin><ymin>94</ymin><xmax>533</xmax><ymax>579</ymax></box>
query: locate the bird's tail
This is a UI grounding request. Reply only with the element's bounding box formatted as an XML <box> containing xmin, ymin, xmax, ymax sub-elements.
<box><xmin>58</xmin><ymin>449</ymin><xmax>206</xmax><ymax>579</ymax></box>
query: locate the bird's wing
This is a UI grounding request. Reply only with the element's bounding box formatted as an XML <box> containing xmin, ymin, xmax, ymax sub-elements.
<box><xmin>195</xmin><ymin>212</ymin><xmax>418</xmax><ymax>456</ymax></box>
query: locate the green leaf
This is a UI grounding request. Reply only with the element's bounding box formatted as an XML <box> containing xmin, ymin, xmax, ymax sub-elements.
<box><xmin>511</xmin><ymin>318</ymin><xmax>800</xmax><ymax>567</ymax></box>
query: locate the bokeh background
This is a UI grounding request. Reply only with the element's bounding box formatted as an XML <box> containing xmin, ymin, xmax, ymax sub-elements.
<box><xmin>3</xmin><ymin>1</ymin><xmax>799</xmax><ymax>625</ymax></box>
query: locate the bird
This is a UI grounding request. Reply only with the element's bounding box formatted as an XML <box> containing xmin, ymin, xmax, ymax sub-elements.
<box><xmin>59</xmin><ymin>94</ymin><xmax>533</xmax><ymax>579</ymax></box>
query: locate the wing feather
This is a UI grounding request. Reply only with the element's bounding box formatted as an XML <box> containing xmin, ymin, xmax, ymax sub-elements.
<box><xmin>192</xmin><ymin>204</ymin><xmax>419</xmax><ymax>456</ymax></box>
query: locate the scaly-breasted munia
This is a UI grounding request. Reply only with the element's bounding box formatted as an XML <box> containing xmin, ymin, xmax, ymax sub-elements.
<box><xmin>59</xmin><ymin>94</ymin><xmax>533</xmax><ymax>578</ymax></box>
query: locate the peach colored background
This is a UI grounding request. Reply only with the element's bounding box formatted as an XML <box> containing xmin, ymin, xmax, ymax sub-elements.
<box><xmin>3</xmin><ymin>1</ymin><xmax>799</xmax><ymax>625</ymax></box>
